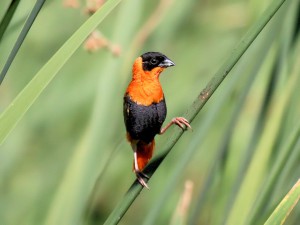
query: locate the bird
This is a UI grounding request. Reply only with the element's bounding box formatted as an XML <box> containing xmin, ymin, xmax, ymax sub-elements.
<box><xmin>123</xmin><ymin>52</ymin><xmax>191</xmax><ymax>188</ymax></box>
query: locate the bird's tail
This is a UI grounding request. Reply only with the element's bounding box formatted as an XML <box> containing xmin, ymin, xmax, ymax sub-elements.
<box><xmin>134</xmin><ymin>140</ymin><xmax>155</xmax><ymax>171</ymax></box>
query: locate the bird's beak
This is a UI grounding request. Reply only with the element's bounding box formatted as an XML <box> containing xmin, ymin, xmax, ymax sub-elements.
<box><xmin>158</xmin><ymin>58</ymin><xmax>175</xmax><ymax>68</ymax></box>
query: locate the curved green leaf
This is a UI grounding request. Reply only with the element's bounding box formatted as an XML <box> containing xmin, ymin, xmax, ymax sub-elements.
<box><xmin>0</xmin><ymin>0</ymin><xmax>45</xmax><ymax>84</ymax></box>
<box><xmin>0</xmin><ymin>0</ymin><xmax>21</xmax><ymax>43</ymax></box>
<box><xmin>0</xmin><ymin>0</ymin><xmax>122</xmax><ymax>144</ymax></box>
<box><xmin>264</xmin><ymin>180</ymin><xmax>300</xmax><ymax>225</ymax></box>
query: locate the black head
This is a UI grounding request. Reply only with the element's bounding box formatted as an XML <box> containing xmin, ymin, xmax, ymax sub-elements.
<box><xmin>140</xmin><ymin>52</ymin><xmax>175</xmax><ymax>71</ymax></box>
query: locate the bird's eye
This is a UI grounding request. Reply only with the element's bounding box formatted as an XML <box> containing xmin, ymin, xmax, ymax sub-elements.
<box><xmin>150</xmin><ymin>58</ymin><xmax>158</xmax><ymax>65</ymax></box>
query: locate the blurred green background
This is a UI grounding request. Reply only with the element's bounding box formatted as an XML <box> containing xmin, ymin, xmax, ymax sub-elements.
<box><xmin>0</xmin><ymin>0</ymin><xmax>300</xmax><ymax>224</ymax></box>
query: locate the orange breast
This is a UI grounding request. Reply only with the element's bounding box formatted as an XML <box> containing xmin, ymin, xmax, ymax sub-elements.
<box><xmin>126</xmin><ymin>81</ymin><xmax>163</xmax><ymax>106</ymax></box>
<box><xmin>125</xmin><ymin>57</ymin><xmax>164</xmax><ymax>106</ymax></box>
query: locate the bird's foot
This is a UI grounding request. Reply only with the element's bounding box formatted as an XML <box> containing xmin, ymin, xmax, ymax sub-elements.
<box><xmin>160</xmin><ymin>117</ymin><xmax>192</xmax><ymax>134</ymax></box>
<box><xmin>135</xmin><ymin>170</ymin><xmax>150</xmax><ymax>189</ymax></box>
<box><xmin>172</xmin><ymin>117</ymin><xmax>192</xmax><ymax>130</ymax></box>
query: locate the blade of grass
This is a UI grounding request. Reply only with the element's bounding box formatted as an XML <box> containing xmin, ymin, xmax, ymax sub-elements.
<box><xmin>190</xmin><ymin>31</ymin><xmax>279</xmax><ymax>225</ymax></box>
<box><xmin>275</xmin><ymin>0</ymin><xmax>299</xmax><ymax>90</ymax></box>
<box><xmin>248</xmin><ymin>35</ymin><xmax>300</xmax><ymax>224</ymax></box>
<box><xmin>144</xmin><ymin>12</ymin><xmax>279</xmax><ymax>224</ymax></box>
<box><xmin>0</xmin><ymin>0</ymin><xmax>21</xmax><ymax>43</ymax></box>
<box><xmin>276</xmin><ymin>0</ymin><xmax>300</xmax><ymax>142</ymax></box>
<box><xmin>226</xmin><ymin>57</ymin><xmax>297</xmax><ymax>225</ymax></box>
<box><xmin>264</xmin><ymin>179</ymin><xmax>300</xmax><ymax>225</ymax></box>
<box><xmin>250</xmin><ymin>118</ymin><xmax>300</xmax><ymax>225</ymax></box>
<box><xmin>103</xmin><ymin>0</ymin><xmax>288</xmax><ymax>224</ymax></box>
<box><xmin>43</xmin><ymin>0</ymin><xmax>142</xmax><ymax>224</ymax></box>
<box><xmin>225</xmin><ymin>12</ymin><xmax>298</xmax><ymax>225</ymax></box>
<box><xmin>226</xmin><ymin>2</ymin><xmax>297</xmax><ymax>224</ymax></box>
<box><xmin>0</xmin><ymin>0</ymin><xmax>46</xmax><ymax>85</ymax></box>
<box><xmin>187</xmin><ymin>65</ymin><xmax>260</xmax><ymax>225</ymax></box>
<box><xmin>272</xmin><ymin>35</ymin><xmax>300</xmax><ymax>206</ymax></box>
<box><xmin>0</xmin><ymin>0</ymin><xmax>122</xmax><ymax>145</ymax></box>
<box><xmin>220</xmin><ymin>5</ymin><xmax>289</xmax><ymax>221</ymax></box>
<box><xmin>220</xmin><ymin>47</ymin><xmax>277</xmax><ymax>225</ymax></box>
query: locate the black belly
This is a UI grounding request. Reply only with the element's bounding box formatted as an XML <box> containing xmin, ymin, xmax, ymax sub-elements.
<box><xmin>123</xmin><ymin>95</ymin><xmax>167</xmax><ymax>143</ymax></box>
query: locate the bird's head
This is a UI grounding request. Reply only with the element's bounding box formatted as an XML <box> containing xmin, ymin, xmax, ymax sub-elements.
<box><xmin>141</xmin><ymin>52</ymin><xmax>175</xmax><ymax>71</ymax></box>
<box><xmin>132</xmin><ymin>52</ymin><xmax>175</xmax><ymax>80</ymax></box>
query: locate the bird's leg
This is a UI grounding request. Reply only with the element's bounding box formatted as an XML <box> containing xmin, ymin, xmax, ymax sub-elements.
<box><xmin>160</xmin><ymin>117</ymin><xmax>192</xmax><ymax>135</ymax></box>
<box><xmin>133</xmin><ymin>151</ymin><xmax>150</xmax><ymax>189</ymax></box>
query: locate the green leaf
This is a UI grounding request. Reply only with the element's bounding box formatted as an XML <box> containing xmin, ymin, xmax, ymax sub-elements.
<box><xmin>264</xmin><ymin>179</ymin><xmax>300</xmax><ymax>225</ymax></box>
<box><xmin>0</xmin><ymin>0</ymin><xmax>122</xmax><ymax>144</ymax></box>
<box><xmin>248</xmin><ymin>25</ymin><xmax>300</xmax><ymax>224</ymax></box>
<box><xmin>225</xmin><ymin>2</ymin><xmax>298</xmax><ymax>224</ymax></box>
<box><xmin>0</xmin><ymin>0</ymin><xmax>21</xmax><ymax>43</ymax></box>
<box><xmin>0</xmin><ymin>0</ymin><xmax>45</xmax><ymax>84</ymax></box>
<box><xmin>43</xmin><ymin>0</ymin><xmax>142</xmax><ymax>224</ymax></box>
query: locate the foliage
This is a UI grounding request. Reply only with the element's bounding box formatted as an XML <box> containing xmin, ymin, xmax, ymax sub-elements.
<box><xmin>0</xmin><ymin>0</ymin><xmax>299</xmax><ymax>225</ymax></box>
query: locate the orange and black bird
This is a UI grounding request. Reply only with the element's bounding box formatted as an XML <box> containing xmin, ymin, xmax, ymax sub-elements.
<box><xmin>123</xmin><ymin>52</ymin><xmax>191</xmax><ymax>188</ymax></box>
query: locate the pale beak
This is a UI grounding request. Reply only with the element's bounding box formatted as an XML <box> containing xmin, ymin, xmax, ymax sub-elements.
<box><xmin>158</xmin><ymin>58</ymin><xmax>175</xmax><ymax>68</ymax></box>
